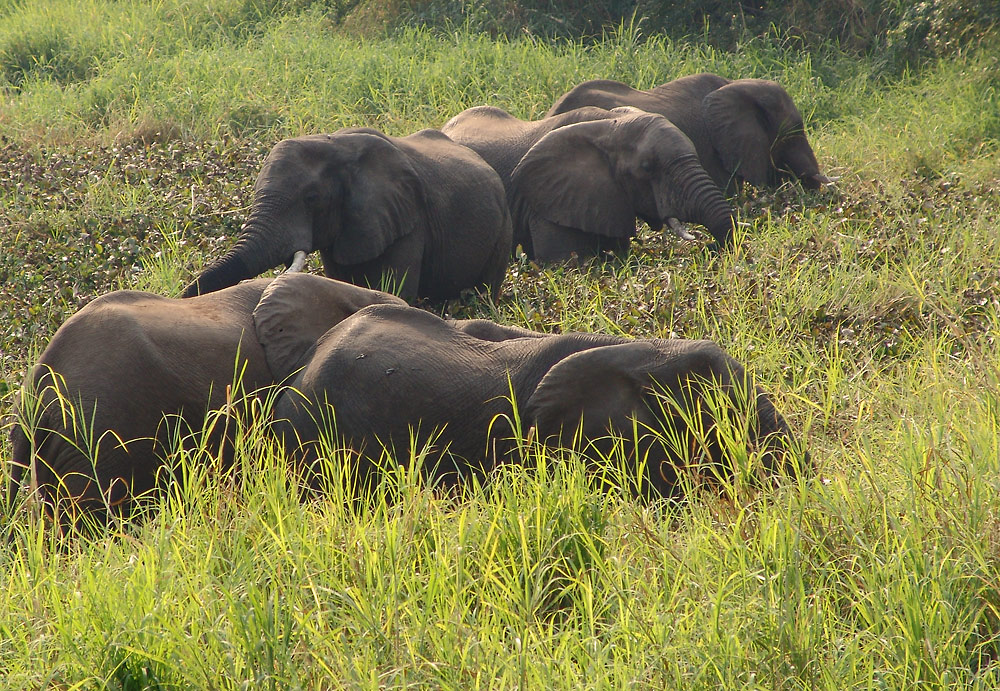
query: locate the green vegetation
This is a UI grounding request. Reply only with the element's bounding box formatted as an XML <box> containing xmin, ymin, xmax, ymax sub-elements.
<box><xmin>2</xmin><ymin>0</ymin><xmax>1000</xmax><ymax>687</ymax></box>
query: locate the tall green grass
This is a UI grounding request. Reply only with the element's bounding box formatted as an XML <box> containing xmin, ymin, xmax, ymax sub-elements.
<box><xmin>0</xmin><ymin>7</ymin><xmax>849</xmax><ymax>141</ymax></box>
<box><xmin>3</xmin><ymin>0</ymin><xmax>1000</xmax><ymax>687</ymax></box>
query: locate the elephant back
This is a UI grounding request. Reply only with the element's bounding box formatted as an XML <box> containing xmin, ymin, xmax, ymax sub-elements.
<box><xmin>444</xmin><ymin>105</ymin><xmax>623</xmax><ymax>193</ymax></box>
<box><xmin>395</xmin><ymin>129</ymin><xmax>512</xmax><ymax>300</ymax></box>
<box><xmin>546</xmin><ymin>79</ymin><xmax>646</xmax><ymax>116</ymax></box>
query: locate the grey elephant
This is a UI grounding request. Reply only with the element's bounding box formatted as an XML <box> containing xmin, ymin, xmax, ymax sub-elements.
<box><xmin>8</xmin><ymin>273</ymin><xmax>405</xmax><ymax>524</ymax></box>
<box><xmin>274</xmin><ymin>304</ymin><xmax>804</xmax><ymax>498</ymax></box>
<box><xmin>546</xmin><ymin>73</ymin><xmax>833</xmax><ymax>194</ymax></box>
<box><xmin>442</xmin><ymin>105</ymin><xmax>735</xmax><ymax>261</ymax></box>
<box><xmin>181</xmin><ymin>127</ymin><xmax>513</xmax><ymax>302</ymax></box>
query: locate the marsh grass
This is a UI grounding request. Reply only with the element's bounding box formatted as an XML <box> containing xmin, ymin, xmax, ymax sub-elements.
<box><xmin>2</xmin><ymin>0</ymin><xmax>1000</xmax><ymax>687</ymax></box>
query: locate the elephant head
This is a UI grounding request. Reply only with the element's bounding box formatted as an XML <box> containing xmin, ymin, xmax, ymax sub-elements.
<box><xmin>546</xmin><ymin>74</ymin><xmax>833</xmax><ymax>194</ymax></box>
<box><xmin>701</xmin><ymin>78</ymin><xmax>831</xmax><ymax>190</ymax></box>
<box><xmin>526</xmin><ymin>339</ymin><xmax>805</xmax><ymax>497</ymax></box>
<box><xmin>182</xmin><ymin>130</ymin><xmax>429</xmax><ymax>298</ymax></box>
<box><xmin>510</xmin><ymin>111</ymin><xmax>736</xmax><ymax>259</ymax></box>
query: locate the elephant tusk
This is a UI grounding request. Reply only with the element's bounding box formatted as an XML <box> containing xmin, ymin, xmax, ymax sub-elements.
<box><xmin>286</xmin><ymin>250</ymin><xmax>307</xmax><ymax>273</ymax></box>
<box><xmin>812</xmin><ymin>173</ymin><xmax>840</xmax><ymax>187</ymax></box>
<box><xmin>666</xmin><ymin>218</ymin><xmax>696</xmax><ymax>241</ymax></box>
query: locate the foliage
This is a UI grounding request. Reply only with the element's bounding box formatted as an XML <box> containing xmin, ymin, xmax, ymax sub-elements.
<box><xmin>344</xmin><ymin>0</ymin><xmax>1000</xmax><ymax>68</ymax></box>
<box><xmin>886</xmin><ymin>0</ymin><xmax>1000</xmax><ymax>69</ymax></box>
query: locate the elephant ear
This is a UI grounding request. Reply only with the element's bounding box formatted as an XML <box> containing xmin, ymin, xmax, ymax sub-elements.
<box><xmin>526</xmin><ymin>342</ymin><xmax>664</xmax><ymax>446</ymax></box>
<box><xmin>510</xmin><ymin>120</ymin><xmax>635</xmax><ymax>238</ymax></box>
<box><xmin>252</xmin><ymin>272</ymin><xmax>405</xmax><ymax>382</ymax></box>
<box><xmin>331</xmin><ymin>132</ymin><xmax>427</xmax><ymax>265</ymax></box>
<box><xmin>527</xmin><ymin>339</ymin><xmax>745</xmax><ymax>442</ymax></box>
<box><xmin>702</xmin><ymin>80</ymin><xmax>775</xmax><ymax>187</ymax></box>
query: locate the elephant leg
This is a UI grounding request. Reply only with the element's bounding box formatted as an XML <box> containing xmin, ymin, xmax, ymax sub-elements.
<box><xmin>321</xmin><ymin>232</ymin><xmax>424</xmax><ymax>302</ymax></box>
<box><xmin>596</xmin><ymin>234</ymin><xmax>632</xmax><ymax>256</ymax></box>
<box><xmin>480</xmin><ymin>231</ymin><xmax>511</xmax><ymax>302</ymax></box>
<box><xmin>530</xmin><ymin>218</ymin><xmax>612</xmax><ymax>264</ymax></box>
<box><xmin>516</xmin><ymin>233</ymin><xmax>535</xmax><ymax>260</ymax></box>
<box><xmin>30</xmin><ymin>435</ymin><xmax>144</xmax><ymax>530</ymax></box>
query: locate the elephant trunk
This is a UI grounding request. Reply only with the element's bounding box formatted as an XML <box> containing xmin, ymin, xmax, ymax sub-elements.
<box><xmin>672</xmin><ymin>158</ymin><xmax>736</xmax><ymax>249</ymax></box>
<box><xmin>780</xmin><ymin>138</ymin><xmax>825</xmax><ymax>189</ymax></box>
<box><xmin>751</xmin><ymin>387</ymin><xmax>808</xmax><ymax>478</ymax></box>
<box><xmin>182</xmin><ymin>193</ymin><xmax>301</xmax><ymax>297</ymax></box>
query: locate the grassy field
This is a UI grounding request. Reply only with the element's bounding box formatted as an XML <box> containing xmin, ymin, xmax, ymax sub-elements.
<box><xmin>2</xmin><ymin>1</ymin><xmax>1000</xmax><ymax>687</ymax></box>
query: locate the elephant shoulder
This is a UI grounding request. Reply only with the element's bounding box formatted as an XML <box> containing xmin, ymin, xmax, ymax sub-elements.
<box><xmin>410</xmin><ymin>127</ymin><xmax>456</xmax><ymax>145</ymax></box>
<box><xmin>569</xmin><ymin>79</ymin><xmax>633</xmax><ymax>95</ymax></box>
<box><xmin>451</xmin><ymin>319</ymin><xmax>548</xmax><ymax>342</ymax></box>
<box><xmin>299</xmin><ymin>304</ymin><xmax>485</xmax><ymax>381</ymax></box>
<box><xmin>335</xmin><ymin>303</ymin><xmax>454</xmax><ymax>340</ymax></box>
<box><xmin>442</xmin><ymin>105</ymin><xmax>519</xmax><ymax>132</ymax></box>
<box><xmin>407</xmin><ymin>127</ymin><xmax>489</xmax><ymax>156</ymax></box>
<box><xmin>442</xmin><ymin>106</ymin><xmax>529</xmax><ymax>147</ymax></box>
<box><xmin>82</xmin><ymin>288</ymin><xmax>164</xmax><ymax>310</ymax></box>
<box><xmin>335</xmin><ymin>126</ymin><xmax>391</xmax><ymax>141</ymax></box>
<box><xmin>548</xmin><ymin>106</ymin><xmax>620</xmax><ymax>128</ymax></box>
<box><xmin>658</xmin><ymin>73</ymin><xmax>730</xmax><ymax>94</ymax></box>
<box><xmin>49</xmin><ymin>290</ymin><xmax>171</xmax><ymax>343</ymax></box>
<box><xmin>403</xmin><ymin>129</ymin><xmax>506</xmax><ymax>193</ymax></box>
<box><xmin>548</xmin><ymin>79</ymin><xmax>636</xmax><ymax>115</ymax></box>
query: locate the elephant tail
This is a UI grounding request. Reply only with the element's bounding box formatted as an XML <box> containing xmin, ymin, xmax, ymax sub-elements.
<box><xmin>5</xmin><ymin>405</ymin><xmax>31</xmax><ymax>519</ymax></box>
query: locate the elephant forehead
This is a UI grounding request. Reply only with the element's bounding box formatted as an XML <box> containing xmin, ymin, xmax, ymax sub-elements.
<box><xmin>617</xmin><ymin>113</ymin><xmax>694</xmax><ymax>151</ymax></box>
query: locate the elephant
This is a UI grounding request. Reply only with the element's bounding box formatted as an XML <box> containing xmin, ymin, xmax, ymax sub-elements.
<box><xmin>441</xmin><ymin>105</ymin><xmax>736</xmax><ymax>261</ymax></box>
<box><xmin>274</xmin><ymin>304</ymin><xmax>805</xmax><ymax>498</ymax></box>
<box><xmin>546</xmin><ymin>73</ymin><xmax>833</xmax><ymax>194</ymax></box>
<box><xmin>7</xmin><ymin>273</ymin><xmax>405</xmax><ymax>525</ymax></box>
<box><xmin>181</xmin><ymin>127</ymin><xmax>513</xmax><ymax>303</ymax></box>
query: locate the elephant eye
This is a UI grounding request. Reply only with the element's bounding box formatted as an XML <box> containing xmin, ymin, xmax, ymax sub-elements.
<box><xmin>303</xmin><ymin>188</ymin><xmax>323</xmax><ymax>206</ymax></box>
<box><xmin>639</xmin><ymin>156</ymin><xmax>656</xmax><ymax>173</ymax></box>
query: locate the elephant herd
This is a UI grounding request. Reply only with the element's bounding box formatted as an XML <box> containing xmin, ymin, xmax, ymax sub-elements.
<box><xmin>6</xmin><ymin>72</ymin><xmax>828</xmax><ymax>527</ymax></box>
<box><xmin>181</xmin><ymin>72</ymin><xmax>832</xmax><ymax>300</ymax></box>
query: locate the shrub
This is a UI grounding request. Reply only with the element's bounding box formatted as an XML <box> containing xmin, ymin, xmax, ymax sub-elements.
<box><xmin>341</xmin><ymin>0</ymin><xmax>999</xmax><ymax>70</ymax></box>
<box><xmin>886</xmin><ymin>0</ymin><xmax>1000</xmax><ymax>69</ymax></box>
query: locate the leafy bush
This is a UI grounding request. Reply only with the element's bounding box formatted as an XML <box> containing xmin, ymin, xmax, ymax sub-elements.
<box><xmin>638</xmin><ymin>0</ymin><xmax>904</xmax><ymax>52</ymax></box>
<box><xmin>342</xmin><ymin>0</ymin><xmax>999</xmax><ymax>69</ymax></box>
<box><xmin>341</xmin><ymin>0</ymin><xmax>639</xmax><ymax>39</ymax></box>
<box><xmin>886</xmin><ymin>0</ymin><xmax>1000</xmax><ymax>69</ymax></box>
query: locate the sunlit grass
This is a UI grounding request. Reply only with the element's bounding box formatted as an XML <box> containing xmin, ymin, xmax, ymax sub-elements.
<box><xmin>2</xmin><ymin>0</ymin><xmax>1000</xmax><ymax>687</ymax></box>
